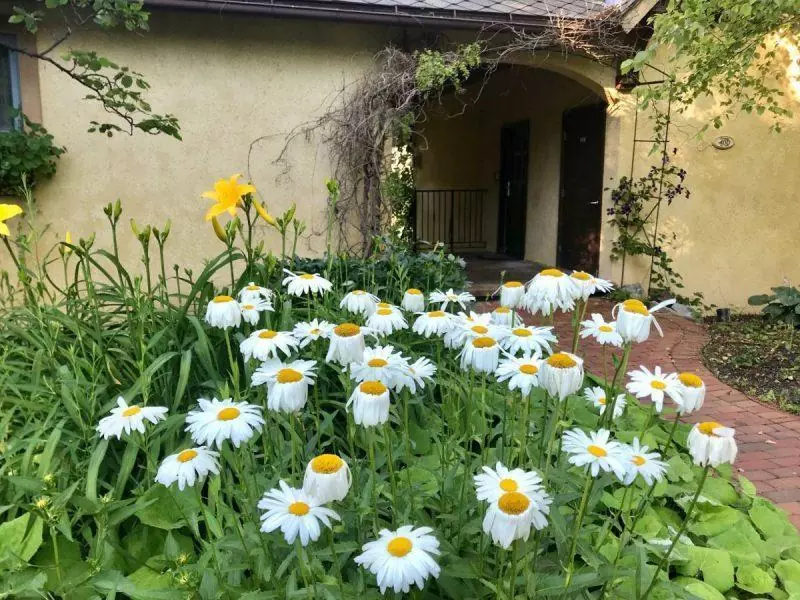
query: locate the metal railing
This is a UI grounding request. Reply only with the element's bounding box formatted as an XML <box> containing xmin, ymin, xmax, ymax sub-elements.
<box><xmin>413</xmin><ymin>189</ymin><xmax>487</xmax><ymax>250</ymax></box>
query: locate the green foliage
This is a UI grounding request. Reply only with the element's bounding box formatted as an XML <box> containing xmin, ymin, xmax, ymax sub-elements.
<box><xmin>414</xmin><ymin>43</ymin><xmax>483</xmax><ymax>95</ymax></box>
<box><xmin>0</xmin><ymin>192</ymin><xmax>797</xmax><ymax>598</ymax></box>
<box><xmin>749</xmin><ymin>285</ymin><xmax>800</xmax><ymax>328</ymax></box>
<box><xmin>622</xmin><ymin>0</ymin><xmax>799</xmax><ymax>132</ymax></box>
<box><xmin>0</xmin><ymin>115</ymin><xmax>65</xmax><ymax>195</ymax></box>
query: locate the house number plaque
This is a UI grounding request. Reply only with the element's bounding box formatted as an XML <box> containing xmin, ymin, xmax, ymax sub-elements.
<box><xmin>712</xmin><ymin>136</ymin><xmax>735</xmax><ymax>150</ymax></box>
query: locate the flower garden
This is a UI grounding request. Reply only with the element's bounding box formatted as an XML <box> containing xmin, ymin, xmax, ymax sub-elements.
<box><xmin>0</xmin><ymin>180</ymin><xmax>799</xmax><ymax>599</ymax></box>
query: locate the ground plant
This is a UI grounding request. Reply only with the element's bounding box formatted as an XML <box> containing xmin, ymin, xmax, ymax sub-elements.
<box><xmin>0</xmin><ymin>180</ymin><xmax>798</xmax><ymax>599</ymax></box>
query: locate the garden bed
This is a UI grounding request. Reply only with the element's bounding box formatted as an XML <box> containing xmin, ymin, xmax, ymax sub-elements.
<box><xmin>702</xmin><ymin>316</ymin><xmax>800</xmax><ymax>413</ymax></box>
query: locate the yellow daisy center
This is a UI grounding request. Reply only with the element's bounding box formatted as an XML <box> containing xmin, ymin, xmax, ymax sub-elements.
<box><xmin>242</xmin><ymin>304</ymin><xmax>255</xmax><ymax>310</ymax></box>
<box><xmin>471</xmin><ymin>325</ymin><xmax>489</xmax><ymax>334</ymax></box>
<box><xmin>213</xmin><ymin>295</ymin><xmax>233</xmax><ymax>303</ymax></box>
<box><xmin>368</xmin><ymin>358</ymin><xmax>389</xmax><ymax>367</ymax></box>
<box><xmin>632</xmin><ymin>455</ymin><xmax>646</xmax><ymax>466</ymax></box>
<box><xmin>352</xmin><ymin>290</ymin><xmax>366</xmax><ymax>295</ymax></box>
<box><xmin>588</xmin><ymin>444</ymin><xmax>607</xmax><ymax>457</ymax></box>
<box><xmin>499</xmin><ymin>478</ymin><xmax>518</xmax><ymax>492</ymax></box>
<box><xmin>512</xmin><ymin>328</ymin><xmax>532</xmax><ymax>337</ymax></box>
<box><xmin>622</xmin><ymin>299</ymin><xmax>649</xmax><ymax>316</ymax></box>
<box><xmin>387</xmin><ymin>536</ymin><xmax>413</xmax><ymax>557</ymax></box>
<box><xmin>571</xmin><ymin>271</ymin><xmax>591</xmax><ymax>281</ymax></box>
<box><xmin>377</xmin><ymin>302</ymin><xmax>391</xmax><ymax>309</ymax></box>
<box><xmin>598</xmin><ymin>396</ymin><xmax>607</xmax><ymax>405</ymax></box>
<box><xmin>334</xmin><ymin>323</ymin><xmax>360</xmax><ymax>337</ymax></box>
<box><xmin>310</xmin><ymin>328</ymin><xmax>320</xmax><ymax>335</ymax></box>
<box><xmin>472</xmin><ymin>337</ymin><xmax>496</xmax><ymax>348</ymax></box>
<box><xmin>177</xmin><ymin>450</ymin><xmax>198</xmax><ymax>463</ymax></box>
<box><xmin>288</xmin><ymin>501</ymin><xmax>310</xmax><ymax>516</ymax></box>
<box><xmin>122</xmin><ymin>406</ymin><xmax>141</xmax><ymax>417</ymax></box>
<box><xmin>300</xmin><ymin>274</ymin><xmax>316</xmax><ymax>280</ymax></box>
<box><xmin>376</xmin><ymin>308</ymin><xmax>392</xmax><ymax>316</ymax></box>
<box><xmin>520</xmin><ymin>364</ymin><xmax>538</xmax><ymax>375</ymax></box>
<box><xmin>360</xmin><ymin>381</ymin><xmax>387</xmax><ymax>395</ymax></box>
<box><xmin>498</xmin><ymin>491</ymin><xmax>530</xmax><ymax>515</ymax></box>
<box><xmin>504</xmin><ymin>281</ymin><xmax>523</xmax><ymax>288</ymax></box>
<box><xmin>547</xmin><ymin>353</ymin><xmax>577</xmax><ymax>368</ymax></box>
<box><xmin>495</xmin><ymin>306</ymin><xmax>511</xmax><ymax>314</ymax></box>
<box><xmin>598</xmin><ymin>325</ymin><xmax>613</xmax><ymax>332</ymax></box>
<box><xmin>679</xmin><ymin>372</ymin><xmax>703</xmax><ymax>388</ymax></box>
<box><xmin>310</xmin><ymin>454</ymin><xmax>344</xmax><ymax>474</ymax></box>
<box><xmin>246</xmin><ymin>285</ymin><xmax>260</xmax><ymax>291</ymax></box>
<box><xmin>539</xmin><ymin>268</ymin><xmax>564</xmax><ymax>278</ymax></box>
<box><xmin>259</xmin><ymin>330</ymin><xmax>278</xmax><ymax>339</ymax></box>
<box><xmin>428</xmin><ymin>311</ymin><xmax>446</xmax><ymax>318</ymax></box>
<box><xmin>407</xmin><ymin>288</ymin><xmax>422</xmax><ymax>295</ymax></box>
<box><xmin>217</xmin><ymin>407</ymin><xmax>240</xmax><ymax>421</ymax></box>
<box><xmin>651</xmin><ymin>380</ymin><xmax>666</xmax><ymax>390</ymax></box>
<box><xmin>276</xmin><ymin>368</ymin><xmax>303</xmax><ymax>384</ymax></box>
<box><xmin>698</xmin><ymin>421</ymin><xmax>722</xmax><ymax>436</ymax></box>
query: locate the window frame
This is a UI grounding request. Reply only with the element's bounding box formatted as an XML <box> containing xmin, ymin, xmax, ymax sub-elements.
<box><xmin>0</xmin><ymin>34</ymin><xmax>22</xmax><ymax>131</ymax></box>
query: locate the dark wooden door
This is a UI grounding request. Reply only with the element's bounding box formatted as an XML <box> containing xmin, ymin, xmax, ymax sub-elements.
<box><xmin>497</xmin><ymin>121</ymin><xmax>530</xmax><ymax>259</ymax></box>
<box><xmin>558</xmin><ymin>104</ymin><xmax>606</xmax><ymax>273</ymax></box>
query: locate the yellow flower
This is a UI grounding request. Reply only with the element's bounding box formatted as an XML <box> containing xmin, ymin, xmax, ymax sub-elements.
<box><xmin>0</xmin><ymin>203</ymin><xmax>23</xmax><ymax>236</ymax></box>
<box><xmin>202</xmin><ymin>174</ymin><xmax>256</xmax><ymax>221</ymax></box>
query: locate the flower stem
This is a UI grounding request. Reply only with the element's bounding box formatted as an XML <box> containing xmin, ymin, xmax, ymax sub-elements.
<box><xmin>563</xmin><ymin>473</ymin><xmax>595</xmax><ymax>593</ymax></box>
<box><xmin>382</xmin><ymin>424</ymin><xmax>398</xmax><ymax>524</ymax></box>
<box><xmin>602</xmin><ymin>343</ymin><xmax>631</xmax><ymax>429</ymax></box>
<box><xmin>368</xmin><ymin>428</ymin><xmax>378</xmax><ymax>534</ymax></box>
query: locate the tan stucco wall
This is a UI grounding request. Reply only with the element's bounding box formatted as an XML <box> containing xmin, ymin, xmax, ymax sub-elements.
<box><xmin>27</xmin><ymin>12</ymin><xmax>398</xmax><ymax>269</ymax></box>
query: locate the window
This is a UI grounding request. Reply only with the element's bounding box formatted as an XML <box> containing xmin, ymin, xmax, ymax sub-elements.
<box><xmin>0</xmin><ymin>35</ymin><xmax>21</xmax><ymax>131</ymax></box>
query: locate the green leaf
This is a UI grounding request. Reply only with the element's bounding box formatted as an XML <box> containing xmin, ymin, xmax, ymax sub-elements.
<box><xmin>750</xmin><ymin>497</ymin><xmax>797</xmax><ymax>538</ymax></box>
<box><xmin>679</xmin><ymin>546</ymin><xmax>735</xmax><ymax>592</ymax></box>
<box><xmin>135</xmin><ymin>486</ymin><xmax>199</xmax><ymax>530</ymax></box>
<box><xmin>0</xmin><ymin>513</ymin><xmax>44</xmax><ymax>563</ymax></box>
<box><xmin>774</xmin><ymin>559</ymin><xmax>800</xmax><ymax>595</ymax></box>
<box><xmin>673</xmin><ymin>577</ymin><xmax>726</xmax><ymax>600</ymax></box>
<box><xmin>736</xmin><ymin>564</ymin><xmax>775</xmax><ymax>594</ymax></box>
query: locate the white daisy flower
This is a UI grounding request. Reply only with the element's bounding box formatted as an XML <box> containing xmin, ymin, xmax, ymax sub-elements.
<box><xmin>490</xmin><ymin>306</ymin><xmax>522</xmax><ymax>328</ymax></box>
<box><xmin>251</xmin><ymin>359</ymin><xmax>317</xmax><ymax>413</ymax></box>
<box><xmin>366</xmin><ymin>305</ymin><xmax>408</xmax><ymax>336</ymax></box>
<box><xmin>240</xmin><ymin>329</ymin><xmax>299</xmax><ymax>362</ymax></box>
<box><xmin>303</xmin><ymin>454</ymin><xmax>351</xmax><ymax>503</ymax></box>
<box><xmin>355</xmin><ymin>526</ymin><xmax>441</xmax><ymax>594</ymax></box>
<box><xmin>523</xmin><ymin>269</ymin><xmax>577</xmax><ymax>315</ymax></box>
<box><xmin>583</xmin><ymin>387</ymin><xmax>626</xmax><ymax>419</ymax></box>
<box><xmin>237</xmin><ymin>282</ymin><xmax>273</xmax><ymax>304</ymax></box>
<box><xmin>185</xmin><ymin>397</ymin><xmax>265</xmax><ymax>448</ymax></box>
<box><xmin>349</xmin><ymin>345</ymin><xmax>410</xmax><ymax>391</ymax></box>
<box><xmin>204</xmin><ymin>295</ymin><xmax>241</xmax><ymax>329</ymax></box>
<box><xmin>474</xmin><ymin>462</ymin><xmax>546</xmax><ymax>503</ymax></box>
<box><xmin>676</xmin><ymin>372</ymin><xmax>706</xmax><ymax>414</ymax></box>
<box><xmin>347</xmin><ymin>381</ymin><xmax>391</xmax><ymax>427</ymax></box>
<box><xmin>258</xmin><ymin>480</ymin><xmax>340</xmax><ymax>546</ymax></box>
<box><xmin>402</xmin><ymin>357</ymin><xmax>437</xmax><ymax>393</ymax></box>
<box><xmin>569</xmin><ymin>271</ymin><xmax>614</xmax><ymax>300</ymax></box>
<box><xmin>539</xmin><ymin>352</ymin><xmax>584</xmax><ymax>400</ymax></box>
<box><xmin>495</xmin><ymin>355</ymin><xmax>541</xmax><ymax>397</ymax></box>
<box><xmin>239</xmin><ymin>299</ymin><xmax>272</xmax><ymax>326</ymax></box>
<box><xmin>500</xmin><ymin>325</ymin><xmax>556</xmax><ymax>357</ymax></box>
<box><xmin>412</xmin><ymin>310</ymin><xmax>453</xmax><ymax>338</ymax></box>
<box><xmin>626</xmin><ymin>365</ymin><xmax>683</xmax><ymax>412</ymax></box>
<box><xmin>292</xmin><ymin>319</ymin><xmax>334</xmax><ymax>348</ymax></box>
<box><xmin>622</xmin><ymin>438</ymin><xmax>667</xmax><ymax>485</ymax></box>
<box><xmin>443</xmin><ymin>311</ymin><xmax>492</xmax><ymax>349</ymax></box>
<box><xmin>96</xmin><ymin>397</ymin><xmax>168</xmax><ymax>440</ymax></box>
<box><xmin>282</xmin><ymin>270</ymin><xmax>333</xmax><ymax>297</ymax></box>
<box><xmin>494</xmin><ymin>280</ymin><xmax>526</xmax><ymax>309</ymax></box>
<box><xmin>482</xmin><ymin>490</ymin><xmax>548</xmax><ymax>549</ymax></box>
<box><xmin>326</xmin><ymin>323</ymin><xmax>368</xmax><ymax>365</ymax></box>
<box><xmin>155</xmin><ymin>446</ymin><xmax>219</xmax><ymax>490</ymax></box>
<box><xmin>687</xmin><ymin>422</ymin><xmax>737</xmax><ymax>467</ymax></box>
<box><xmin>459</xmin><ymin>336</ymin><xmax>500</xmax><ymax>374</ymax></box>
<box><xmin>562</xmin><ymin>428</ymin><xmax>627</xmax><ymax>479</ymax></box>
<box><xmin>612</xmin><ymin>298</ymin><xmax>675</xmax><ymax>343</ymax></box>
<box><xmin>401</xmin><ymin>288</ymin><xmax>425</xmax><ymax>312</ymax></box>
<box><xmin>580</xmin><ymin>313</ymin><xmax>623</xmax><ymax>347</ymax></box>
<box><xmin>428</xmin><ymin>288</ymin><xmax>475</xmax><ymax>312</ymax></box>
<box><xmin>340</xmin><ymin>290</ymin><xmax>379</xmax><ymax>316</ymax></box>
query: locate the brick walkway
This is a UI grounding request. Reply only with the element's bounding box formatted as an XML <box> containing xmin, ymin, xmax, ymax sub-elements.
<box><xmin>480</xmin><ymin>298</ymin><xmax>800</xmax><ymax>528</ymax></box>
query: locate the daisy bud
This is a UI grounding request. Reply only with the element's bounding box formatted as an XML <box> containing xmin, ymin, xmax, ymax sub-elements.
<box><xmin>401</xmin><ymin>288</ymin><xmax>425</xmax><ymax>312</ymax></box>
<box><xmin>687</xmin><ymin>422</ymin><xmax>737</xmax><ymax>467</ymax></box>
<box><xmin>539</xmin><ymin>352</ymin><xmax>584</xmax><ymax>400</ymax></box>
<box><xmin>303</xmin><ymin>454</ymin><xmax>351</xmax><ymax>503</ymax></box>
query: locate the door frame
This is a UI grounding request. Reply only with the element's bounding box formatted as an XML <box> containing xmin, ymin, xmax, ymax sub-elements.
<box><xmin>497</xmin><ymin>120</ymin><xmax>530</xmax><ymax>259</ymax></box>
<box><xmin>556</xmin><ymin>103</ymin><xmax>606</xmax><ymax>273</ymax></box>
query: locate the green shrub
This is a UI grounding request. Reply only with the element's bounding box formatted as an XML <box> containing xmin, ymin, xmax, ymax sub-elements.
<box><xmin>749</xmin><ymin>286</ymin><xmax>800</xmax><ymax>328</ymax></box>
<box><xmin>0</xmin><ymin>114</ymin><xmax>65</xmax><ymax>195</ymax></box>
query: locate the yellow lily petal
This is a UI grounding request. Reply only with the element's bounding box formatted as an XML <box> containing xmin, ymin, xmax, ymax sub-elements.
<box><xmin>238</xmin><ymin>183</ymin><xmax>256</xmax><ymax>196</ymax></box>
<box><xmin>0</xmin><ymin>203</ymin><xmax>23</xmax><ymax>221</ymax></box>
<box><xmin>65</xmin><ymin>231</ymin><xmax>72</xmax><ymax>244</ymax></box>
<box><xmin>201</xmin><ymin>191</ymin><xmax>220</xmax><ymax>201</ymax></box>
<box><xmin>0</xmin><ymin>222</ymin><xmax>9</xmax><ymax>237</ymax></box>
<box><xmin>205</xmin><ymin>202</ymin><xmax>229</xmax><ymax>221</ymax></box>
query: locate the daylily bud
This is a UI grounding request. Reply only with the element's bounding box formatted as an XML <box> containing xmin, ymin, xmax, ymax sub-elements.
<box><xmin>253</xmin><ymin>200</ymin><xmax>277</xmax><ymax>227</ymax></box>
<box><xmin>211</xmin><ymin>216</ymin><xmax>227</xmax><ymax>243</ymax></box>
<box><xmin>60</xmin><ymin>231</ymin><xmax>73</xmax><ymax>256</ymax></box>
<box><xmin>114</xmin><ymin>199</ymin><xmax>122</xmax><ymax>219</ymax></box>
<box><xmin>130</xmin><ymin>219</ymin><xmax>140</xmax><ymax>236</ymax></box>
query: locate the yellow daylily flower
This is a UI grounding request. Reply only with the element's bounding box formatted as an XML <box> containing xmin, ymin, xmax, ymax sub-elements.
<box><xmin>202</xmin><ymin>174</ymin><xmax>256</xmax><ymax>221</ymax></box>
<box><xmin>253</xmin><ymin>199</ymin><xmax>277</xmax><ymax>227</ymax></box>
<box><xmin>0</xmin><ymin>203</ymin><xmax>23</xmax><ymax>237</ymax></box>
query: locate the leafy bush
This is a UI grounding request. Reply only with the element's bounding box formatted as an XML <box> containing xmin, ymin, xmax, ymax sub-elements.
<box><xmin>749</xmin><ymin>286</ymin><xmax>800</xmax><ymax>328</ymax></box>
<box><xmin>0</xmin><ymin>189</ymin><xmax>797</xmax><ymax>599</ymax></box>
<box><xmin>0</xmin><ymin>114</ymin><xmax>65</xmax><ymax>195</ymax></box>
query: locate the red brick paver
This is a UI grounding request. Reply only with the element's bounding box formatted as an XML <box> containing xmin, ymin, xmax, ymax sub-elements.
<box><xmin>480</xmin><ymin>299</ymin><xmax>800</xmax><ymax>529</ymax></box>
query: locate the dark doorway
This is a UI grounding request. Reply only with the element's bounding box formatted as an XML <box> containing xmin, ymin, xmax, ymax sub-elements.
<box><xmin>558</xmin><ymin>103</ymin><xmax>606</xmax><ymax>273</ymax></box>
<box><xmin>497</xmin><ymin>120</ymin><xmax>530</xmax><ymax>259</ymax></box>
